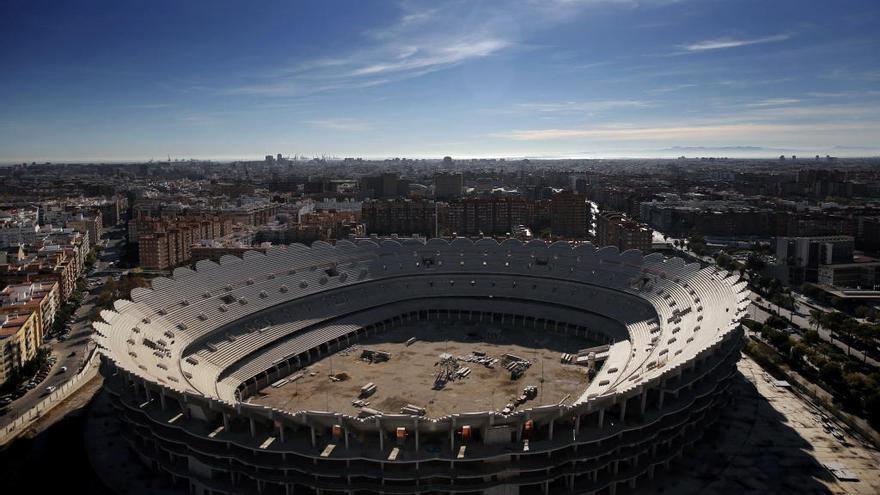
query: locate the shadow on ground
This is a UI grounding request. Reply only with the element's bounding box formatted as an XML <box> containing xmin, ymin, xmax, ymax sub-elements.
<box><xmin>630</xmin><ymin>369</ymin><xmax>838</xmax><ymax>494</ymax></box>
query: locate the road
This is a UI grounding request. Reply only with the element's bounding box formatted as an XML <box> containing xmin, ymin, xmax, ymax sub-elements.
<box><xmin>0</xmin><ymin>226</ymin><xmax>125</xmax><ymax>429</ymax></box>
<box><xmin>747</xmin><ymin>293</ymin><xmax>879</xmax><ymax>368</ymax></box>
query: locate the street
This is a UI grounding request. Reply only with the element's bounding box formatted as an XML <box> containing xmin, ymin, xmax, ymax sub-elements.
<box><xmin>0</xmin><ymin>227</ymin><xmax>126</xmax><ymax>431</ymax></box>
<box><xmin>746</xmin><ymin>292</ymin><xmax>879</xmax><ymax>368</ymax></box>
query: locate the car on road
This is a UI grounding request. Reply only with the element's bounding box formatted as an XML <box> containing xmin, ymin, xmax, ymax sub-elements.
<box><xmin>60</xmin><ymin>366</ymin><xmax>68</xmax><ymax>373</ymax></box>
<box><xmin>45</xmin><ymin>385</ymin><xmax>56</xmax><ymax>394</ymax></box>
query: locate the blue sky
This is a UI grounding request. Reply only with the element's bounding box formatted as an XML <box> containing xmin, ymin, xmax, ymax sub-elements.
<box><xmin>2</xmin><ymin>0</ymin><xmax>879</xmax><ymax>161</ymax></box>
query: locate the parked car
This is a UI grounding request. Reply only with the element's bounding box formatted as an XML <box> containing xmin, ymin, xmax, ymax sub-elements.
<box><xmin>60</xmin><ymin>366</ymin><xmax>68</xmax><ymax>373</ymax></box>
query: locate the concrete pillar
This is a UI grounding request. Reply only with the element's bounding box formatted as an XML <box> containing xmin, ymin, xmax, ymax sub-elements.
<box><xmin>640</xmin><ymin>390</ymin><xmax>648</xmax><ymax>416</ymax></box>
<box><xmin>619</xmin><ymin>399</ymin><xmax>627</xmax><ymax>422</ymax></box>
<box><xmin>658</xmin><ymin>390</ymin><xmax>665</xmax><ymax>410</ymax></box>
<box><xmin>249</xmin><ymin>418</ymin><xmax>256</xmax><ymax>438</ymax></box>
<box><xmin>450</xmin><ymin>417</ymin><xmax>456</xmax><ymax>451</ymax></box>
<box><xmin>598</xmin><ymin>408</ymin><xmax>605</xmax><ymax>428</ymax></box>
<box><xmin>223</xmin><ymin>413</ymin><xmax>230</xmax><ymax>430</ymax></box>
<box><xmin>344</xmin><ymin>427</ymin><xmax>350</xmax><ymax>449</ymax></box>
<box><xmin>548</xmin><ymin>419</ymin><xmax>554</xmax><ymax>441</ymax></box>
<box><xmin>310</xmin><ymin>425</ymin><xmax>316</xmax><ymax>447</ymax></box>
<box><xmin>613</xmin><ymin>460</ymin><xmax>619</xmax><ymax>474</ymax></box>
<box><xmin>279</xmin><ymin>424</ymin><xmax>286</xmax><ymax>442</ymax></box>
<box><xmin>377</xmin><ymin>418</ymin><xmax>384</xmax><ymax>451</ymax></box>
<box><xmin>575</xmin><ymin>415</ymin><xmax>581</xmax><ymax>436</ymax></box>
<box><xmin>414</xmin><ymin>418</ymin><xmax>420</xmax><ymax>451</ymax></box>
<box><xmin>160</xmin><ymin>389</ymin><xmax>167</xmax><ymax>410</ymax></box>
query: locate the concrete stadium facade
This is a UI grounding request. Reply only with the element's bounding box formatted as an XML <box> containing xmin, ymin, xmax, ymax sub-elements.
<box><xmin>94</xmin><ymin>238</ymin><xmax>749</xmax><ymax>495</ymax></box>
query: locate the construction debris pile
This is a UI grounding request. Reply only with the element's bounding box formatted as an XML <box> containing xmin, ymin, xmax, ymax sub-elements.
<box><xmin>502</xmin><ymin>353</ymin><xmax>532</xmax><ymax>380</ymax></box>
<box><xmin>433</xmin><ymin>352</ymin><xmax>461</xmax><ymax>389</ymax></box>
<box><xmin>561</xmin><ymin>344</ymin><xmax>609</xmax><ymax>380</ymax></box>
<box><xmin>501</xmin><ymin>385</ymin><xmax>539</xmax><ymax>414</ymax></box>
<box><xmin>400</xmin><ymin>403</ymin><xmax>427</xmax><ymax>416</ymax></box>
<box><xmin>360</xmin><ymin>349</ymin><xmax>391</xmax><ymax>363</ymax></box>
<box><xmin>456</xmin><ymin>349</ymin><xmax>499</xmax><ymax>368</ymax></box>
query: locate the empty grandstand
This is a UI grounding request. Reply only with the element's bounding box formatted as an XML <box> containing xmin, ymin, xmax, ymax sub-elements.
<box><xmin>94</xmin><ymin>238</ymin><xmax>749</xmax><ymax>495</ymax></box>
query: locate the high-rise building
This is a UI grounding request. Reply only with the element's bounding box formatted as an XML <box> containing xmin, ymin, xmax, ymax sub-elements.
<box><xmin>549</xmin><ymin>191</ymin><xmax>589</xmax><ymax>238</ymax></box>
<box><xmin>447</xmin><ymin>197</ymin><xmax>530</xmax><ymax>236</ymax></box>
<box><xmin>0</xmin><ymin>311</ymin><xmax>41</xmax><ymax>385</ymax></box>
<box><xmin>596</xmin><ymin>211</ymin><xmax>653</xmax><ymax>252</ymax></box>
<box><xmin>434</xmin><ymin>173</ymin><xmax>463</xmax><ymax>200</ymax></box>
<box><xmin>774</xmin><ymin>235</ymin><xmax>854</xmax><ymax>285</ymax></box>
<box><xmin>362</xmin><ymin>199</ymin><xmax>438</xmax><ymax>237</ymax></box>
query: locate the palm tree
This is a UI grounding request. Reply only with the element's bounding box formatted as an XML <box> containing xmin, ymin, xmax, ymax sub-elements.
<box><xmin>809</xmin><ymin>309</ymin><xmax>824</xmax><ymax>333</ymax></box>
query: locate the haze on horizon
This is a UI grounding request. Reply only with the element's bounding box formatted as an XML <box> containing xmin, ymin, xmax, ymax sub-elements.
<box><xmin>2</xmin><ymin>0</ymin><xmax>880</xmax><ymax>162</ymax></box>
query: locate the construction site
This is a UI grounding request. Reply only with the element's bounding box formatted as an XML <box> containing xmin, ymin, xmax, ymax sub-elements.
<box><xmin>249</xmin><ymin>320</ymin><xmax>600</xmax><ymax>417</ymax></box>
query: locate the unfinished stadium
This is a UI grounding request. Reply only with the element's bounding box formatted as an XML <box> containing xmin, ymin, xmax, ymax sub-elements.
<box><xmin>94</xmin><ymin>238</ymin><xmax>750</xmax><ymax>495</ymax></box>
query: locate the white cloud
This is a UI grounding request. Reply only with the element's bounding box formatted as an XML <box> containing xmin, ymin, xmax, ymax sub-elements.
<box><xmin>493</xmin><ymin>121</ymin><xmax>879</xmax><ymax>141</ymax></box>
<box><xmin>350</xmin><ymin>39</ymin><xmax>510</xmax><ymax>77</ymax></box>
<box><xmin>304</xmin><ymin>119</ymin><xmax>373</xmax><ymax>132</ymax></box>
<box><xmin>513</xmin><ymin>100</ymin><xmax>651</xmax><ymax>113</ymax></box>
<box><xmin>681</xmin><ymin>34</ymin><xmax>790</xmax><ymax>52</ymax></box>
<box><xmin>745</xmin><ymin>98</ymin><xmax>801</xmax><ymax>107</ymax></box>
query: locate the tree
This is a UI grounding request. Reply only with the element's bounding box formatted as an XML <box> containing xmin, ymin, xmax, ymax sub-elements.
<box><xmin>808</xmin><ymin>309</ymin><xmax>825</xmax><ymax>333</ymax></box>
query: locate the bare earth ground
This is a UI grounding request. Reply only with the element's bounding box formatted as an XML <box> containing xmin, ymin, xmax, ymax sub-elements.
<box><xmin>249</xmin><ymin>321</ymin><xmax>596</xmax><ymax>417</ymax></box>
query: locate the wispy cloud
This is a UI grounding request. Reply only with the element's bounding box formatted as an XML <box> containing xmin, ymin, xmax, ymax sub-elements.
<box><xmin>218</xmin><ymin>1</ymin><xmax>660</xmax><ymax>98</ymax></box>
<box><xmin>681</xmin><ymin>33</ymin><xmax>790</xmax><ymax>52</ymax></box>
<box><xmin>350</xmin><ymin>38</ymin><xmax>510</xmax><ymax>77</ymax></box>
<box><xmin>514</xmin><ymin>99</ymin><xmax>651</xmax><ymax>113</ymax></box>
<box><xmin>126</xmin><ymin>103</ymin><xmax>173</xmax><ymax>109</ymax></box>
<box><xmin>493</xmin><ymin>121</ymin><xmax>878</xmax><ymax>141</ymax></box>
<box><xmin>647</xmin><ymin>83</ymin><xmax>697</xmax><ymax>94</ymax></box>
<box><xmin>304</xmin><ymin>118</ymin><xmax>373</xmax><ymax>132</ymax></box>
<box><xmin>745</xmin><ymin>98</ymin><xmax>801</xmax><ymax>107</ymax></box>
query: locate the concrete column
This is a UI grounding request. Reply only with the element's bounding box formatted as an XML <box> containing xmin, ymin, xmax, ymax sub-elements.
<box><xmin>160</xmin><ymin>389</ymin><xmax>167</xmax><ymax>410</ymax></box>
<box><xmin>450</xmin><ymin>417</ymin><xmax>456</xmax><ymax>451</ymax></box>
<box><xmin>548</xmin><ymin>419</ymin><xmax>554</xmax><ymax>441</ymax></box>
<box><xmin>249</xmin><ymin>418</ymin><xmax>256</xmax><ymax>438</ymax></box>
<box><xmin>344</xmin><ymin>427</ymin><xmax>349</xmax><ymax>449</ymax></box>
<box><xmin>310</xmin><ymin>425</ymin><xmax>316</xmax><ymax>447</ymax></box>
<box><xmin>613</xmin><ymin>460</ymin><xmax>619</xmax><ymax>474</ymax></box>
<box><xmin>640</xmin><ymin>390</ymin><xmax>648</xmax><ymax>416</ymax></box>
<box><xmin>279</xmin><ymin>424</ymin><xmax>286</xmax><ymax>442</ymax></box>
<box><xmin>414</xmin><ymin>418</ymin><xmax>420</xmax><ymax>451</ymax></box>
<box><xmin>223</xmin><ymin>413</ymin><xmax>230</xmax><ymax>430</ymax></box>
<box><xmin>575</xmin><ymin>415</ymin><xmax>581</xmax><ymax>436</ymax></box>
<box><xmin>619</xmin><ymin>399</ymin><xmax>627</xmax><ymax>422</ymax></box>
<box><xmin>598</xmin><ymin>408</ymin><xmax>605</xmax><ymax>428</ymax></box>
<box><xmin>658</xmin><ymin>390</ymin><xmax>665</xmax><ymax>410</ymax></box>
<box><xmin>377</xmin><ymin>418</ymin><xmax>384</xmax><ymax>451</ymax></box>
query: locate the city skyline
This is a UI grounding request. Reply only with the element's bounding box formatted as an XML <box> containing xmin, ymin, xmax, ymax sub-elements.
<box><xmin>2</xmin><ymin>0</ymin><xmax>880</xmax><ymax>161</ymax></box>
